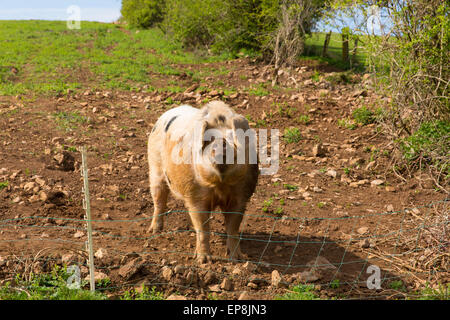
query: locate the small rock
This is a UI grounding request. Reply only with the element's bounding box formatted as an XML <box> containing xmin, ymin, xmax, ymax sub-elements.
<box><xmin>118</xmin><ymin>258</ymin><xmax>142</xmax><ymax>279</ymax></box>
<box><xmin>238</xmin><ymin>291</ymin><xmax>251</xmax><ymax>300</ymax></box>
<box><xmin>53</xmin><ymin>151</ymin><xmax>75</xmax><ymax>171</ymax></box>
<box><xmin>161</xmin><ymin>266</ymin><xmax>173</xmax><ymax>281</ymax></box>
<box><xmin>386</xmin><ymin>204</ymin><xmax>394</xmax><ymax>212</ymax></box>
<box><xmin>325</xmin><ymin>170</ymin><xmax>338</xmax><ymax>178</ymax></box>
<box><xmin>357</xmin><ymin>227</ymin><xmax>369</xmax><ymax>235</ymax></box>
<box><xmin>208</xmin><ymin>284</ymin><xmax>221</xmax><ymax>292</ymax></box>
<box><xmin>94</xmin><ymin>248</ymin><xmax>108</xmax><ymax>259</ymax></box>
<box><xmin>360</xmin><ymin>239</ymin><xmax>371</xmax><ymax>249</ymax></box>
<box><xmin>220</xmin><ymin>278</ymin><xmax>233</xmax><ymax>291</ymax></box>
<box><xmin>312</xmin><ymin>186</ymin><xmax>323</xmax><ymax>193</ymax></box>
<box><xmin>12</xmin><ymin>196</ymin><xmax>21</xmax><ymax>203</ymax></box>
<box><xmin>312</xmin><ymin>144</ymin><xmax>327</xmax><ymax>157</ymax></box>
<box><xmin>39</xmin><ymin>191</ymin><xmax>48</xmax><ymax>202</ymax></box>
<box><xmin>24</xmin><ymin>182</ymin><xmax>36</xmax><ymax>192</ymax></box>
<box><xmin>271</xmin><ymin>270</ymin><xmax>284</xmax><ymax>287</ymax></box>
<box><xmin>85</xmin><ymin>271</ymin><xmax>109</xmax><ymax>282</ymax></box>
<box><xmin>371</xmin><ymin>179</ymin><xmax>384</xmax><ymax>186</ymax></box>
<box><xmin>46</xmin><ymin>191</ymin><xmax>67</xmax><ymax>206</ymax></box>
<box><xmin>174</xmin><ymin>265</ymin><xmax>184</xmax><ymax>274</ymax></box>
<box><xmin>74</xmin><ymin>230</ymin><xmax>85</xmax><ymax>238</ymax></box>
<box><xmin>385</xmin><ymin>186</ymin><xmax>396</xmax><ymax>192</ymax></box>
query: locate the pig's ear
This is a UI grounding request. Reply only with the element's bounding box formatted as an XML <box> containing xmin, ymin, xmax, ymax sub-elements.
<box><xmin>231</xmin><ymin>115</ymin><xmax>250</xmax><ymax>148</ymax></box>
<box><xmin>232</xmin><ymin>115</ymin><xmax>250</xmax><ymax>131</ymax></box>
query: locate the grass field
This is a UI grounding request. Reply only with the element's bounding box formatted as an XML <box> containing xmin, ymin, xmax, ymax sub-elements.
<box><xmin>0</xmin><ymin>21</ymin><xmax>369</xmax><ymax>97</ymax></box>
<box><xmin>0</xmin><ymin>20</ymin><xmax>227</xmax><ymax>96</ymax></box>
<box><xmin>304</xmin><ymin>32</ymin><xmax>368</xmax><ymax>69</ymax></box>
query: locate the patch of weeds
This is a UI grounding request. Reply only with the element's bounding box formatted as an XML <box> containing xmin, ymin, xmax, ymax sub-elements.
<box><xmin>337</xmin><ymin>118</ymin><xmax>357</xmax><ymax>130</ymax></box>
<box><xmin>330</xmin><ymin>279</ymin><xmax>341</xmax><ymax>289</ymax></box>
<box><xmin>53</xmin><ymin>111</ymin><xmax>88</xmax><ymax>132</ymax></box>
<box><xmin>283</xmin><ymin>128</ymin><xmax>302</xmax><ymax>144</ymax></box>
<box><xmin>245</xmin><ymin>114</ymin><xmax>253</xmax><ymax>123</ymax></box>
<box><xmin>325</xmin><ymin>72</ymin><xmax>352</xmax><ymax>85</ymax></box>
<box><xmin>0</xmin><ymin>265</ymin><xmax>106</xmax><ymax>300</ymax></box>
<box><xmin>96</xmin><ymin>278</ymin><xmax>112</xmax><ymax>289</ymax></box>
<box><xmin>120</xmin><ymin>285</ymin><xmax>165</xmax><ymax>300</ymax></box>
<box><xmin>283</xmin><ymin>184</ymin><xmax>298</xmax><ymax>191</ymax></box>
<box><xmin>344</xmin><ymin>167</ymin><xmax>351</xmax><ymax>175</ymax></box>
<box><xmin>352</xmin><ymin>106</ymin><xmax>375</xmax><ymax>125</ymax></box>
<box><xmin>389</xmin><ymin>280</ymin><xmax>406</xmax><ymax>291</ymax></box>
<box><xmin>247</xmin><ymin>83</ymin><xmax>270</xmax><ymax>96</ymax></box>
<box><xmin>65</xmin><ymin>146</ymin><xmax>78</xmax><ymax>152</ymax></box>
<box><xmin>296</xmin><ymin>114</ymin><xmax>311</xmax><ymax>125</ymax></box>
<box><xmin>256</xmin><ymin>119</ymin><xmax>267</xmax><ymax>128</ymax></box>
<box><xmin>262</xmin><ymin>198</ymin><xmax>273</xmax><ymax>213</ymax></box>
<box><xmin>317</xmin><ymin>202</ymin><xmax>326</xmax><ymax>209</ymax></box>
<box><xmin>0</xmin><ymin>181</ymin><xmax>8</xmax><ymax>190</ymax></box>
<box><xmin>274</xmin><ymin>207</ymin><xmax>284</xmax><ymax>215</ymax></box>
<box><xmin>311</xmin><ymin>71</ymin><xmax>321</xmax><ymax>82</ymax></box>
<box><xmin>400</xmin><ymin>120</ymin><xmax>449</xmax><ymax>166</ymax></box>
<box><xmin>275</xmin><ymin>284</ymin><xmax>321</xmax><ymax>300</ymax></box>
<box><xmin>275</xmin><ymin>102</ymin><xmax>297</xmax><ymax>118</ymax></box>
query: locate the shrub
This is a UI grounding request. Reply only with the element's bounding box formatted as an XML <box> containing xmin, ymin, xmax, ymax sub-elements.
<box><xmin>352</xmin><ymin>106</ymin><xmax>374</xmax><ymax>125</ymax></box>
<box><xmin>121</xmin><ymin>0</ymin><xmax>166</xmax><ymax>28</ymax></box>
<box><xmin>400</xmin><ymin>120</ymin><xmax>449</xmax><ymax>175</ymax></box>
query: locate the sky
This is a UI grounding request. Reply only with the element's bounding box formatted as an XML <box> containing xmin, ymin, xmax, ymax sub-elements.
<box><xmin>0</xmin><ymin>0</ymin><xmax>122</xmax><ymax>22</ymax></box>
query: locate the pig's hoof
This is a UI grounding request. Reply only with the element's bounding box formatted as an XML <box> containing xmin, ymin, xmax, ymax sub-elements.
<box><xmin>195</xmin><ymin>253</ymin><xmax>213</xmax><ymax>264</ymax></box>
<box><xmin>148</xmin><ymin>223</ymin><xmax>163</xmax><ymax>234</ymax></box>
<box><xmin>226</xmin><ymin>249</ymin><xmax>245</xmax><ymax>262</ymax></box>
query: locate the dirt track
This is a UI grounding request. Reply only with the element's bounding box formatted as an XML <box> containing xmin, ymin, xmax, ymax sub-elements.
<box><xmin>0</xmin><ymin>58</ymin><xmax>447</xmax><ymax>299</ymax></box>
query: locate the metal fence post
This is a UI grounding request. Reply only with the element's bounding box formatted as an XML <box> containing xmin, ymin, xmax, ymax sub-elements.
<box><xmin>80</xmin><ymin>146</ymin><xmax>95</xmax><ymax>292</ymax></box>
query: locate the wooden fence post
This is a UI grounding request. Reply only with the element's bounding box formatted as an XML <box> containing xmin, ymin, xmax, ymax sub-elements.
<box><xmin>322</xmin><ymin>31</ymin><xmax>332</xmax><ymax>57</ymax></box>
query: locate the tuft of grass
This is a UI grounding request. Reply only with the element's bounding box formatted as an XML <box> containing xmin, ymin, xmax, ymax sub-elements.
<box><xmin>296</xmin><ymin>114</ymin><xmax>311</xmax><ymax>125</ymax></box>
<box><xmin>352</xmin><ymin>106</ymin><xmax>375</xmax><ymax>125</ymax></box>
<box><xmin>283</xmin><ymin>184</ymin><xmax>298</xmax><ymax>191</ymax></box>
<box><xmin>337</xmin><ymin>118</ymin><xmax>357</xmax><ymax>130</ymax></box>
<box><xmin>53</xmin><ymin>111</ymin><xmax>88</xmax><ymax>132</ymax></box>
<box><xmin>275</xmin><ymin>284</ymin><xmax>321</xmax><ymax>300</ymax></box>
<box><xmin>120</xmin><ymin>285</ymin><xmax>165</xmax><ymax>300</ymax></box>
<box><xmin>0</xmin><ymin>265</ymin><xmax>107</xmax><ymax>300</ymax></box>
<box><xmin>0</xmin><ymin>181</ymin><xmax>8</xmax><ymax>190</ymax></box>
<box><xmin>283</xmin><ymin>128</ymin><xmax>302</xmax><ymax>144</ymax></box>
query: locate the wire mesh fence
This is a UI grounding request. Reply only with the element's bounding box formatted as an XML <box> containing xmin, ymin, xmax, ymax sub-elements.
<box><xmin>0</xmin><ymin>196</ymin><xmax>448</xmax><ymax>300</ymax></box>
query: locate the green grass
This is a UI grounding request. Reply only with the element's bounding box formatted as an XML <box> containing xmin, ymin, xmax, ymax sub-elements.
<box><xmin>283</xmin><ymin>128</ymin><xmax>302</xmax><ymax>144</ymax></box>
<box><xmin>0</xmin><ymin>181</ymin><xmax>8</xmax><ymax>190</ymax></box>
<box><xmin>304</xmin><ymin>32</ymin><xmax>368</xmax><ymax>70</ymax></box>
<box><xmin>0</xmin><ymin>265</ymin><xmax>107</xmax><ymax>300</ymax></box>
<box><xmin>120</xmin><ymin>285</ymin><xmax>165</xmax><ymax>300</ymax></box>
<box><xmin>0</xmin><ymin>20</ymin><xmax>227</xmax><ymax>96</ymax></box>
<box><xmin>53</xmin><ymin>111</ymin><xmax>89</xmax><ymax>132</ymax></box>
<box><xmin>275</xmin><ymin>284</ymin><xmax>321</xmax><ymax>300</ymax></box>
<box><xmin>352</xmin><ymin>106</ymin><xmax>375</xmax><ymax>125</ymax></box>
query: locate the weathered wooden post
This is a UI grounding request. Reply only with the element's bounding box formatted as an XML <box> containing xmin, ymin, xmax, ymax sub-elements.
<box><xmin>342</xmin><ymin>27</ymin><xmax>350</xmax><ymax>63</ymax></box>
<box><xmin>322</xmin><ymin>31</ymin><xmax>332</xmax><ymax>57</ymax></box>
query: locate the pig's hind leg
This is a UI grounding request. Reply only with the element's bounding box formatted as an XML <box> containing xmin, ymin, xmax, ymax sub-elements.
<box><xmin>148</xmin><ymin>164</ymin><xmax>170</xmax><ymax>234</ymax></box>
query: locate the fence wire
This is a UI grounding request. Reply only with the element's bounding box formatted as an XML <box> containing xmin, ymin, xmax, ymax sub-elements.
<box><xmin>0</xmin><ymin>197</ymin><xmax>448</xmax><ymax>300</ymax></box>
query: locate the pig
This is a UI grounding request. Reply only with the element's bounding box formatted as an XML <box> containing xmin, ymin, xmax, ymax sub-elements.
<box><xmin>147</xmin><ymin>101</ymin><xmax>259</xmax><ymax>263</ymax></box>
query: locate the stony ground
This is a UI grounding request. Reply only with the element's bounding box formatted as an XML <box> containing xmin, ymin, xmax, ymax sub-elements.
<box><xmin>0</xmin><ymin>57</ymin><xmax>447</xmax><ymax>300</ymax></box>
